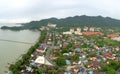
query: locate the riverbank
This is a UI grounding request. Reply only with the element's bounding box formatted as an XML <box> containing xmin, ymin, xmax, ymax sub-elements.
<box><xmin>8</xmin><ymin>30</ymin><xmax>47</xmax><ymax>74</ymax></box>
<box><xmin>0</xmin><ymin>29</ymin><xmax>40</xmax><ymax>74</ymax></box>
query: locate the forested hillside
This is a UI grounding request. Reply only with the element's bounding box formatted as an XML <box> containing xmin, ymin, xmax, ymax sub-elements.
<box><xmin>1</xmin><ymin>15</ymin><xmax>120</xmax><ymax>30</ymax></box>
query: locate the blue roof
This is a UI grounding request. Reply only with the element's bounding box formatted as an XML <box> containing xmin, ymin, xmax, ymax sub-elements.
<box><xmin>7</xmin><ymin>71</ymin><xmax>13</xmax><ymax>74</ymax></box>
<box><xmin>82</xmin><ymin>60</ymin><xmax>88</xmax><ymax>63</ymax></box>
<box><xmin>30</xmin><ymin>62</ymin><xmax>35</xmax><ymax>66</ymax></box>
<box><xmin>75</xmin><ymin>48</ymin><xmax>80</xmax><ymax>50</ymax></box>
<box><xmin>65</xmin><ymin>60</ymin><xmax>70</xmax><ymax>64</ymax></box>
<box><xmin>83</xmin><ymin>52</ymin><xmax>87</xmax><ymax>54</ymax></box>
<box><xmin>79</xmin><ymin>67</ymin><xmax>83</xmax><ymax>71</ymax></box>
<box><xmin>88</xmin><ymin>71</ymin><xmax>93</xmax><ymax>74</ymax></box>
<box><xmin>64</xmin><ymin>72</ymin><xmax>71</xmax><ymax>74</ymax></box>
<box><xmin>97</xmin><ymin>59</ymin><xmax>101</xmax><ymax>62</ymax></box>
<box><xmin>83</xmin><ymin>72</ymin><xmax>87</xmax><ymax>74</ymax></box>
<box><xmin>79</xmin><ymin>72</ymin><xmax>82</xmax><ymax>74</ymax></box>
<box><xmin>63</xmin><ymin>53</ymin><xmax>69</xmax><ymax>56</ymax></box>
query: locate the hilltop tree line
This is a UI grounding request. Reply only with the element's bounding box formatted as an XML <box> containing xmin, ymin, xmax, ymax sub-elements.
<box><xmin>1</xmin><ymin>15</ymin><xmax>120</xmax><ymax>30</ymax></box>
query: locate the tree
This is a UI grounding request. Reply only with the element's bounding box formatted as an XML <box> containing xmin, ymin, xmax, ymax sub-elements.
<box><xmin>22</xmin><ymin>54</ymin><xmax>30</xmax><ymax>61</ymax></box>
<box><xmin>61</xmin><ymin>49</ymin><xmax>68</xmax><ymax>53</ymax></box>
<box><xmin>37</xmin><ymin>68</ymin><xmax>43</xmax><ymax>74</ymax></box>
<box><xmin>107</xmin><ymin>68</ymin><xmax>116</xmax><ymax>74</ymax></box>
<box><xmin>87</xmin><ymin>53</ymin><xmax>96</xmax><ymax>58</ymax></box>
<box><xmin>71</xmin><ymin>54</ymin><xmax>79</xmax><ymax>61</ymax></box>
<box><xmin>48</xmin><ymin>70</ymin><xmax>57</xmax><ymax>74</ymax></box>
<box><xmin>56</xmin><ymin>57</ymin><xmax>66</xmax><ymax>66</ymax></box>
<box><xmin>54</xmin><ymin>52</ymin><xmax>62</xmax><ymax>57</ymax></box>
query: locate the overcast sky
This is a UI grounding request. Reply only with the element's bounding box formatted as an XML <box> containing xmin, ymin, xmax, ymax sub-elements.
<box><xmin>0</xmin><ymin>0</ymin><xmax>120</xmax><ymax>23</ymax></box>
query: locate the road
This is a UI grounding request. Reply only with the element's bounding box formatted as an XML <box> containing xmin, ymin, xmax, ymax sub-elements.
<box><xmin>44</xmin><ymin>32</ymin><xmax>57</xmax><ymax>66</ymax></box>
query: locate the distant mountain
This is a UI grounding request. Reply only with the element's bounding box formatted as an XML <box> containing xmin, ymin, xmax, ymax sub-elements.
<box><xmin>1</xmin><ymin>15</ymin><xmax>120</xmax><ymax>30</ymax></box>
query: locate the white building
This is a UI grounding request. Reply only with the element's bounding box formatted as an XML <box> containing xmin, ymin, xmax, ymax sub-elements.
<box><xmin>47</xmin><ymin>23</ymin><xmax>56</xmax><ymax>28</ymax></box>
<box><xmin>35</xmin><ymin>56</ymin><xmax>53</xmax><ymax>65</ymax></box>
<box><xmin>83</xmin><ymin>26</ymin><xmax>88</xmax><ymax>31</ymax></box>
<box><xmin>76</xmin><ymin>27</ymin><xmax>81</xmax><ymax>32</ymax></box>
<box><xmin>35</xmin><ymin>56</ymin><xmax>45</xmax><ymax>64</ymax></box>
<box><xmin>75</xmin><ymin>27</ymin><xmax>82</xmax><ymax>35</ymax></box>
<box><xmin>63</xmin><ymin>27</ymin><xmax>82</xmax><ymax>35</ymax></box>
<box><xmin>70</xmin><ymin>28</ymin><xmax>75</xmax><ymax>33</ymax></box>
<box><xmin>89</xmin><ymin>27</ymin><xmax>95</xmax><ymax>32</ymax></box>
<box><xmin>63</xmin><ymin>31</ymin><xmax>72</xmax><ymax>35</ymax></box>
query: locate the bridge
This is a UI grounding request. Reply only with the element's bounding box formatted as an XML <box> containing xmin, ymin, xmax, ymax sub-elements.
<box><xmin>0</xmin><ymin>39</ymin><xmax>34</xmax><ymax>44</ymax></box>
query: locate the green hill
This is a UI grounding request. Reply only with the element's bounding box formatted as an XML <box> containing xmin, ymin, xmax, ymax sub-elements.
<box><xmin>1</xmin><ymin>15</ymin><xmax>120</xmax><ymax>30</ymax></box>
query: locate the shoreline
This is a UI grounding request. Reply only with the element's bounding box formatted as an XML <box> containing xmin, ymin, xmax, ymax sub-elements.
<box><xmin>8</xmin><ymin>30</ymin><xmax>46</xmax><ymax>74</ymax></box>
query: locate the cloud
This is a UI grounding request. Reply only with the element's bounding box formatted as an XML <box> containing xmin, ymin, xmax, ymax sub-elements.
<box><xmin>0</xmin><ymin>0</ymin><xmax>120</xmax><ymax>23</ymax></box>
<box><xmin>0</xmin><ymin>18</ymin><xmax>30</xmax><ymax>23</ymax></box>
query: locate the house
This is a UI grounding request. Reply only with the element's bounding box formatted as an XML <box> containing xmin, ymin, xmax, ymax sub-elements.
<box><xmin>97</xmin><ymin>59</ymin><xmax>101</xmax><ymax>63</ymax></box>
<box><xmin>46</xmin><ymin>66</ymin><xmax>54</xmax><ymax>70</ymax></box>
<box><xmin>35</xmin><ymin>56</ymin><xmax>45</xmax><ymax>64</ymax></box>
<box><xmin>98</xmin><ymin>72</ymin><xmax>106</xmax><ymax>74</ymax></box>
<box><xmin>107</xmin><ymin>34</ymin><xmax>119</xmax><ymax>38</ymax></box>
<box><xmin>86</xmin><ymin>61</ymin><xmax>101</xmax><ymax>69</ymax></box>
<box><xmin>47</xmin><ymin>23</ymin><xmax>56</xmax><ymax>28</ymax></box>
<box><xmin>66</xmin><ymin>60</ymin><xmax>71</xmax><ymax>65</ymax></box>
<box><xmin>70</xmin><ymin>28</ymin><xmax>75</xmax><ymax>33</ymax></box>
<box><xmin>83</xmin><ymin>26</ymin><xmax>89</xmax><ymax>32</ymax></box>
<box><xmin>74</xmin><ymin>27</ymin><xmax>82</xmax><ymax>35</ymax></box>
<box><xmin>71</xmin><ymin>66</ymin><xmax>79</xmax><ymax>73</ymax></box>
<box><xmin>89</xmin><ymin>27</ymin><xmax>95</xmax><ymax>32</ymax></box>
<box><xmin>90</xmin><ymin>57</ymin><xmax>97</xmax><ymax>61</ymax></box>
<box><xmin>77</xmin><ymin>27</ymin><xmax>81</xmax><ymax>32</ymax></box>
<box><xmin>103</xmin><ymin>52</ymin><xmax>115</xmax><ymax>60</ymax></box>
<box><xmin>26</xmin><ymin>67</ymin><xmax>33</xmax><ymax>72</ymax></box>
<box><xmin>63</xmin><ymin>31</ymin><xmax>72</xmax><ymax>35</ymax></box>
<box><xmin>94</xmin><ymin>71</ymin><xmax>98</xmax><ymax>74</ymax></box>
<box><xmin>57</xmin><ymin>72</ymin><xmax>64</xmax><ymax>74</ymax></box>
<box><xmin>62</xmin><ymin>42</ymin><xmax>69</xmax><ymax>48</ymax></box>
<box><xmin>75</xmin><ymin>48</ymin><xmax>80</xmax><ymax>52</ymax></box>
<box><xmin>88</xmin><ymin>70</ymin><xmax>93</xmax><ymax>74</ymax></box>
<box><xmin>36</xmin><ymin>44</ymin><xmax>48</xmax><ymax>53</ymax></box>
<box><xmin>7</xmin><ymin>71</ymin><xmax>13</xmax><ymax>74</ymax></box>
<box><xmin>21</xmin><ymin>70</ymin><xmax>28</xmax><ymax>74</ymax></box>
<box><xmin>115</xmin><ymin>54</ymin><xmax>120</xmax><ymax>61</ymax></box>
<box><xmin>36</xmin><ymin>47</ymin><xmax>45</xmax><ymax>53</ymax></box>
<box><xmin>63</xmin><ymin>53</ymin><xmax>69</xmax><ymax>56</ymax></box>
<box><xmin>30</xmin><ymin>61</ymin><xmax>35</xmax><ymax>66</ymax></box>
<box><xmin>51</xmin><ymin>55</ymin><xmax>58</xmax><ymax>59</ymax></box>
<box><xmin>64</xmin><ymin>72</ymin><xmax>71</xmax><ymax>74</ymax></box>
<box><xmin>63</xmin><ymin>27</ymin><xmax>82</xmax><ymax>35</ymax></box>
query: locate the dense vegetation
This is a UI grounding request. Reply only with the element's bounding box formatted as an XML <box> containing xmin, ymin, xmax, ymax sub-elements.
<box><xmin>99</xmin><ymin>60</ymin><xmax>120</xmax><ymax>74</ymax></box>
<box><xmin>85</xmin><ymin>35</ymin><xmax>120</xmax><ymax>47</ymax></box>
<box><xmin>1</xmin><ymin>15</ymin><xmax>120</xmax><ymax>30</ymax></box>
<box><xmin>9</xmin><ymin>30</ymin><xmax>47</xmax><ymax>74</ymax></box>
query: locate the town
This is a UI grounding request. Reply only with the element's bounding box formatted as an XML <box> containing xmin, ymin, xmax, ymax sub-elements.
<box><xmin>8</xmin><ymin>23</ymin><xmax>120</xmax><ymax>74</ymax></box>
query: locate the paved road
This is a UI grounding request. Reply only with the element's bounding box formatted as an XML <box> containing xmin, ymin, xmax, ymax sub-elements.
<box><xmin>44</xmin><ymin>32</ymin><xmax>57</xmax><ymax>66</ymax></box>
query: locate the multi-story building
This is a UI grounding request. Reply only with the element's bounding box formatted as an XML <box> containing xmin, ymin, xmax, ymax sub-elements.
<box><xmin>47</xmin><ymin>23</ymin><xmax>56</xmax><ymax>28</ymax></box>
<box><xmin>70</xmin><ymin>28</ymin><xmax>75</xmax><ymax>33</ymax></box>
<box><xmin>89</xmin><ymin>27</ymin><xmax>95</xmax><ymax>32</ymax></box>
<box><xmin>83</xmin><ymin>26</ymin><xmax>88</xmax><ymax>32</ymax></box>
<box><xmin>77</xmin><ymin>27</ymin><xmax>81</xmax><ymax>32</ymax></box>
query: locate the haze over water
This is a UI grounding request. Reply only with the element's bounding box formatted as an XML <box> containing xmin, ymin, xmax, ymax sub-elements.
<box><xmin>0</xmin><ymin>23</ymin><xmax>40</xmax><ymax>74</ymax></box>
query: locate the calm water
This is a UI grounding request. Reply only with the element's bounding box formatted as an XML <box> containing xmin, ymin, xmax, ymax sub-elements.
<box><xmin>0</xmin><ymin>24</ymin><xmax>40</xmax><ymax>74</ymax></box>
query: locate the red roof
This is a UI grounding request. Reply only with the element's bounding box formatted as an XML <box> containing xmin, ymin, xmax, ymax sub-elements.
<box><xmin>36</xmin><ymin>48</ymin><xmax>44</xmax><ymax>51</ymax></box>
<box><xmin>107</xmin><ymin>34</ymin><xmax>119</xmax><ymax>38</ymax></box>
<box><xmin>82</xmin><ymin>32</ymin><xmax>103</xmax><ymax>36</ymax></box>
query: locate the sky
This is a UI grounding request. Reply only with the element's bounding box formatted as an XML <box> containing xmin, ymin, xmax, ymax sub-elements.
<box><xmin>0</xmin><ymin>0</ymin><xmax>120</xmax><ymax>23</ymax></box>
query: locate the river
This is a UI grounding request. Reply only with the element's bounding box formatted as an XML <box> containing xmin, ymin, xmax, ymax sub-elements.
<box><xmin>0</xmin><ymin>23</ymin><xmax>40</xmax><ymax>74</ymax></box>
